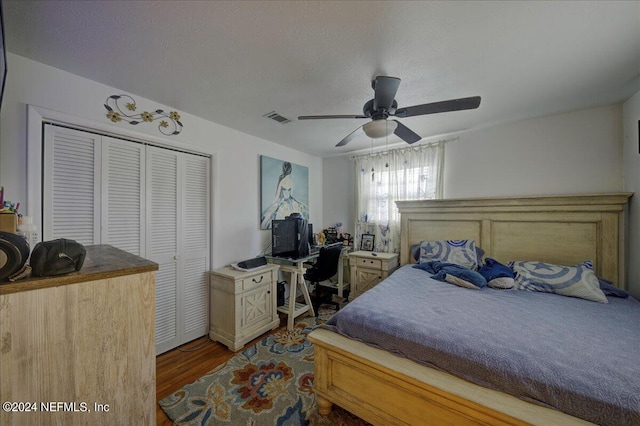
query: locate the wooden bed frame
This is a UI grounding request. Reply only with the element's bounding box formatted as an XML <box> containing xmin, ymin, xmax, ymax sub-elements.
<box><xmin>308</xmin><ymin>193</ymin><xmax>632</xmax><ymax>426</ymax></box>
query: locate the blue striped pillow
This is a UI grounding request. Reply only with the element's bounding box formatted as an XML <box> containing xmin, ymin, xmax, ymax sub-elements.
<box><xmin>419</xmin><ymin>240</ymin><xmax>479</xmax><ymax>270</ymax></box>
<box><xmin>511</xmin><ymin>261</ymin><xmax>608</xmax><ymax>303</ymax></box>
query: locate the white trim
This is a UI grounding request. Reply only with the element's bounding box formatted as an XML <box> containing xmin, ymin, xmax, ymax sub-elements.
<box><xmin>209</xmin><ymin>152</ymin><xmax>219</xmax><ymax>268</ymax></box>
<box><xmin>27</xmin><ymin>104</ymin><xmax>218</xmax><ymax>264</ymax></box>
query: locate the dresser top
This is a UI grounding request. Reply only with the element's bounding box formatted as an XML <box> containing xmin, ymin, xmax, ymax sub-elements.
<box><xmin>349</xmin><ymin>251</ymin><xmax>399</xmax><ymax>260</ymax></box>
<box><xmin>0</xmin><ymin>244</ymin><xmax>158</xmax><ymax>295</ymax></box>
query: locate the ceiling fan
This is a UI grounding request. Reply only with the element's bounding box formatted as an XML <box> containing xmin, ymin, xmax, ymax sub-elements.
<box><xmin>298</xmin><ymin>76</ymin><xmax>481</xmax><ymax>147</ymax></box>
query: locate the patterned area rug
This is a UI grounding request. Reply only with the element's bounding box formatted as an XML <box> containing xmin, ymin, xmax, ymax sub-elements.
<box><xmin>159</xmin><ymin>305</ymin><xmax>369</xmax><ymax>425</ymax></box>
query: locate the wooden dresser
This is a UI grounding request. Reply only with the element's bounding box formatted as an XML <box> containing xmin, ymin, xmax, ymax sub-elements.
<box><xmin>0</xmin><ymin>245</ymin><xmax>158</xmax><ymax>426</ymax></box>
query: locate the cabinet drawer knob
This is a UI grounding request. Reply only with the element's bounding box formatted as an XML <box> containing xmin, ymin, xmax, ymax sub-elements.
<box><xmin>252</xmin><ymin>276</ymin><xmax>264</xmax><ymax>283</ymax></box>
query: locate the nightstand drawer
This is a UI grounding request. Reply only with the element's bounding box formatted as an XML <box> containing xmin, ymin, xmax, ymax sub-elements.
<box><xmin>242</xmin><ymin>271</ymin><xmax>271</xmax><ymax>291</ymax></box>
<box><xmin>355</xmin><ymin>257</ymin><xmax>382</xmax><ymax>270</ymax></box>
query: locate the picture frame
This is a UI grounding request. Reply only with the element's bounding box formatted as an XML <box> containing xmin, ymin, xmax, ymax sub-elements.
<box><xmin>360</xmin><ymin>234</ymin><xmax>375</xmax><ymax>251</ymax></box>
<box><xmin>259</xmin><ymin>155</ymin><xmax>309</xmax><ymax>229</ymax></box>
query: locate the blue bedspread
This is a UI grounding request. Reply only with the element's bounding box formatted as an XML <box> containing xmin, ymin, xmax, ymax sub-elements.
<box><xmin>324</xmin><ymin>264</ymin><xmax>640</xmax><ymax>425</ymax></box>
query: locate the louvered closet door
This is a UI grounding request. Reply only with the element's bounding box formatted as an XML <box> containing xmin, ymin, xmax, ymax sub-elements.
<box><xmin>181</xmin><ymin>154</ymin><xmax>210</xmax><ymax>343</ymax></box>
<box><xmin>101</xmin><ymin>137</ymin><xmax>145</xmax><ymax>256</ymax></box>
<box><xmin>148</xmin><ymin>148</ymin><xmax>211</xmax><ymax>353</ymax></box>
<box><xmin>43</xmin><ymin>125</ymin><xmax>101</xmax><ymax>244</ymax></box>
<box><xmin>147</xmin><ymin>146</ymin><xmax>180</xmax><ymax>354</ymax></box>
<box><xmin>44</xmin><ymin>124</ymin><xmax>211</xmax><ymax>355</ymax></box>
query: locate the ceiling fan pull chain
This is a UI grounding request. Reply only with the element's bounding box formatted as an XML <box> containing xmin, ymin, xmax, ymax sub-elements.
<box><xmin>371</xmin><ymin>137</ymin><xmax>375</xmax><ymax>181</ymax></box>
<box><xmin>385</xmin><ymin>121</ymin><xmax>389</xmax><ymax>167</ymax></box>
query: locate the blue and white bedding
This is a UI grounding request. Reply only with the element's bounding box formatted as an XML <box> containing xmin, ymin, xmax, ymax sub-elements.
<box><xmin>323</xmin><ymin>264</ymin><xmax>640</xmax><ymax>425</ymax></box>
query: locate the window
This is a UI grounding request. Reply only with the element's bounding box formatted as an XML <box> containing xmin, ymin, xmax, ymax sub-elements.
<box><xmin>354</xmin><ymin>142</ymin><xmax>444</xmax><ymax>252</ymax></box>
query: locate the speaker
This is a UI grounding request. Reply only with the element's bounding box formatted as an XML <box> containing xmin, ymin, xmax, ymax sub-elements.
<box><xmin>0</xmin><ymin>231</ymin><xmax>30</xmax><ymax>281</ymax></box>
<box><xmin>277</xmin><ymin>281</ymin><xmax>286</xmax><ymax>306</ymax></box>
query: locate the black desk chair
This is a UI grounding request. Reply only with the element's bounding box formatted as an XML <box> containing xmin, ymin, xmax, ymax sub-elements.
<box><xmin>304</xmin><ymin>246</ymin><xmax>343</xmax><ymax>316</ymax></box>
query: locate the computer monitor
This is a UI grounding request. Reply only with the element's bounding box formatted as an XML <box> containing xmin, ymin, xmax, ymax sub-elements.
<box><xmin>271</xmin><ymin>219</ymin><xmax>297</xmax><ymax>258</ymax></box>
<box><xmin>271</xmin><ymin>217</ymin><xmax>309</xmax><ymax>259</ymax></box>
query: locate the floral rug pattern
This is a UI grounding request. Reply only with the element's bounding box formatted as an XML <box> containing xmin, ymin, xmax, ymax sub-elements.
<box><xmin>159</xmin><ymin>307</ymin><xmax>369</xmax><ymax>425</ymax></box>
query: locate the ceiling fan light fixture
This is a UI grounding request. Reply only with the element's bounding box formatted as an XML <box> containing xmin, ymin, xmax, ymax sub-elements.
<box><xmin>362</xmin><ymin>120</ymin><xmax>397</xmax><ymax>139</ymax></box>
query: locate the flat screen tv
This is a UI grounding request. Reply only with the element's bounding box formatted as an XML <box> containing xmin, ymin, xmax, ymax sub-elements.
<box><xmin>0</xmin><ymin>2</ymin><xmax>6</xmax><ymax>111</ymax></box>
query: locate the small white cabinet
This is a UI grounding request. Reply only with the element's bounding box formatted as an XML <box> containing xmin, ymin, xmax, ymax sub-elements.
<box><xmin>209</xmin><ymin>265</ymin><xmax>280</xmax><ymax>351</ymax></box>
<box><xmin>349</xmin><ymin>251</ymin><xmax>399</xmax><ymax>300</ymax></box>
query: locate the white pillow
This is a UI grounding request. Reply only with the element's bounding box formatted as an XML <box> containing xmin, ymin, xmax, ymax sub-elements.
<box><xmin>511</xmin><ymin>261</ymin><xmax>608</xmax><ymax>303</ymax></box>
<box><xmin>419</xmin><ymin>240</ymin><xmax>479</xmax><ymax>270</ymax></box>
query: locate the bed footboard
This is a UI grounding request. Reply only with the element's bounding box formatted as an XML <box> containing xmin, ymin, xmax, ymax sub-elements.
<box><xmin>308</xmin><ymin>328</ymin><xmax>591</xmax><ymax>426</ymax></box>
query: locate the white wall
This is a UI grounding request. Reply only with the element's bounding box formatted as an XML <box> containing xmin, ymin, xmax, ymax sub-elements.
<box><xmin>444</xmin><ymin>105</ymin><xmax>623</xmax><ymax>198</ymax></box>
<box><xmin>322</xmin><ymin>155</ymin><xmax>354</xmax><ymax>233</ymax></box>
<box><xmin>0</xmin><ymin>53</ymin><xmax>323</xmax><ymax>268</ymax></box>
<box><xmin>622</xmin><ymin>90</ymin><xmax>640</xmax><ymax>298</ymax></box>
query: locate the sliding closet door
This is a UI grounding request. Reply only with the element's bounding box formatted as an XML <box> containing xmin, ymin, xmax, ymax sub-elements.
<box><xmin>43</xmin><ymin>125</ymin><xmax>101</xmax><ymax>244</ymax></box>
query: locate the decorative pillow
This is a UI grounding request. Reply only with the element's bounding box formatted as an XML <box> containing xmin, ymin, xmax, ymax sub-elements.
<box><xmin>597</xmin><ymin>277</ymin><xmax>629</xmax><ymax>298</ymax></box>
<box><xmin>411</xmin><ymin>244</ymin><xmax>421</xmax><ymax>261</ymax></box>
<box><xmin>414</xmin><ymin>260</ymin><xmax>487</xmax><ymax>289</ymax></box>
<box><xmin>511</xmin><ymin>261</ymin><xmax>608</xmax><ymax>303</ymax></box>
<box><xmin>444</xmin><ymin>274</ymin><xmax>482</xmax><ymax>290</ymax></box>
<box><xmin>418</xmin><ymin>240</ymin><xmax>479</xmax><ymax>270</ymax></box>
<box><xmin>412</xmin><ymin>243</ymin><xmax>484</xmax><ymax>266</ymax></box>
<box><xmin>580</xmin><ymin>261</ymin><xmax>629</xmax><ymax>298</ymax></box>
<box><xmin>478</xmin><ymin>258</ymin><xmax>515</xmax><ymax>289</ymax></box>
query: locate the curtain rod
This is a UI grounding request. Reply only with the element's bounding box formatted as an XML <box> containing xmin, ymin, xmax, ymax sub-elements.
<box><xmin>350</xmin><ymin>137</ymin><xmax>457</xmax><ymax>161</ymax></box>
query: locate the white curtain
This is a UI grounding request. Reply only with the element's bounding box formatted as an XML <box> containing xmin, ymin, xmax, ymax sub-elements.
<box><xmin>353</xmin><ymin>141</ymin><xmax>444</xmax><ymax>253</ymax></box>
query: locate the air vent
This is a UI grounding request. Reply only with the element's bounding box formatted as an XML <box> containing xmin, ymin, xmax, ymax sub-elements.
<box><xmin>263</xmin><ymin>111</ymin><xmax>291</xmax><ymax>124</ymax></box>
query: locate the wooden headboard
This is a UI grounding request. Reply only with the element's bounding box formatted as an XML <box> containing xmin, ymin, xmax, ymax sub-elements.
<box><xmin>397</xmin><ymin>193</ymin><xmax>632</xmax><ymax>288</ymax></box>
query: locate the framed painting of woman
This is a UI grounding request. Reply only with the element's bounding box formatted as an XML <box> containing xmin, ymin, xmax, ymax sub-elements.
<box><xmin>260</xmin><ymin>155</ymin><xmax>310</xmax><ymax>229</ymax></box>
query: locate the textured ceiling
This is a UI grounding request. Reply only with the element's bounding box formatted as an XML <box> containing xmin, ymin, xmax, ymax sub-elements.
<box><xmin>4</xmin><ymin>1</ymin><xmax>640</xmax><ymax>158</ymax></box>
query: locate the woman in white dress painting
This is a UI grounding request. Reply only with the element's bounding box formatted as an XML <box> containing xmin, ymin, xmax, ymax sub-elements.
<box><xmin>261</xmin><ymin>161</ymin><xmax>309</xmax><ymax>229</ymax></box>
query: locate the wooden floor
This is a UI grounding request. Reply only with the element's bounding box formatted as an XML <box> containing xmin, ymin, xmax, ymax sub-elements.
<box><xmin>156</xmin><ymin>318</ymin><xmax>287</xmax><ymax>425</ymax></box>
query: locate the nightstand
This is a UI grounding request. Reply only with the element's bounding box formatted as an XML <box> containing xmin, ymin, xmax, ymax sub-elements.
<box><xmin>348</xmin><ymin>251</ymin><xmax>399</xmax><ymax>301</ymax></box>
<box><xmin>209</xmin><ymin>265</ymin><xmax>280</xmax><ymax>351</ymax></box>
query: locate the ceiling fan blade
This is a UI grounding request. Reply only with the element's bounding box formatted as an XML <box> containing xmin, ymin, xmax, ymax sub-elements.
<box><xmin>373</xmin><ymin>76</ymin><xmax>401</xmax><ymax>111</ymax></box>
<box><xmin>336</xmin><ymin>125</ymin><xmax>364</xmax><ymax>147</ymax></box>
<box><xmin>392</xmin><ymin>120</ymin><xmax>421</xmax><ymax>144</ymax></box>
<box><xmin>394</xmin><ymin>96</ymin><xmax>481</xmax><ymax>118</ymax></box>
<box><xmin>298</xmin><ymin>114</ymin><xmax>367</xmax><ymax>120</ymax></box>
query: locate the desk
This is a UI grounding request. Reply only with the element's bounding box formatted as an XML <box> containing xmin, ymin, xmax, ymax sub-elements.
<box><xmin>266</xmin><ymin>246</ymin><xmax>351</xmax><ymax>330</ymax></box>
